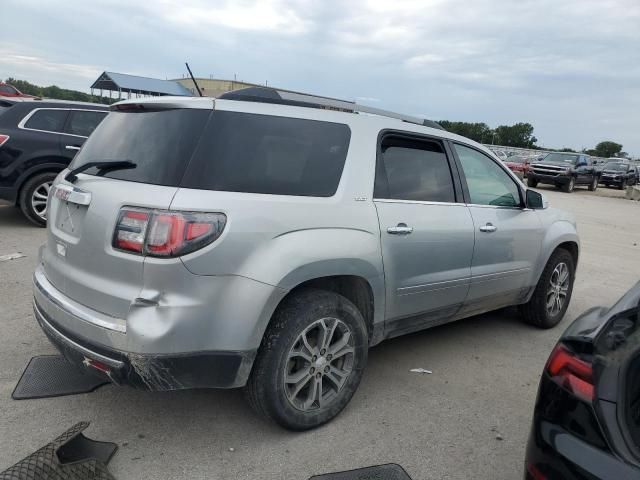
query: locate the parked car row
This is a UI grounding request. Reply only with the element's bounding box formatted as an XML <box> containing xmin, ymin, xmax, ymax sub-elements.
<box><xmin>0</xmin><ymin>98</ymin><xmax>108</xmax><ymax>224</ymax></box>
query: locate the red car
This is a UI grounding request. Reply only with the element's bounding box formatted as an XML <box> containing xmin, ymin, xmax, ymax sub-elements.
<box><xmin>0</xmin><ymin>82</ymin><xmax>39</xmax><ymax>99</ymax></box>
<box><xmin>504</xmin><ymin>155</ymin><xmax>531</xmax><ymax>179</ymax></box>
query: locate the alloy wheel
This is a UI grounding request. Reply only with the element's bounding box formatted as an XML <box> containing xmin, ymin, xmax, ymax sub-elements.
<box><xmin>546</xmin><ymin>262</ymin><xmax>570</xmax><ymax>317</ymax></box>
<box><xmin>31</xmin><ymin>181</ymin><xmax>52</xmax><ymax>220</ymax></box>
<box><xmin>284</xmin><ymin>317</ymin><xmax>355</xmax><ymax>411</ymax></box>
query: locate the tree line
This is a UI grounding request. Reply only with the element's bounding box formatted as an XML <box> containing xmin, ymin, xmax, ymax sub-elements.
<box><xmin>3</xmin><ymin>78</ymin><xmax>630</xmax><ymax>158</ymax></box>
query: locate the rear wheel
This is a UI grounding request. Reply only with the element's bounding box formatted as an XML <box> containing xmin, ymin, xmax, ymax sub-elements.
<box><xmin>520</xmin><ymin>248</ymin><xmax>575</xmax><ymax>329</ymax></box>
<box><xmin>19</xmin><ymin>172</ymin><xmax>57</xmax><ymax>227</ymax></box>
<box><xmin>562</xmin><ymin>177</ymin><xmax>575</xmax><ymax>193</ymax></box>
<box><xmin>588</xmin><ymin>176</ymin><xmax>598</xmax><ymax>191</ymax></box>
<box><xmin>527</xmin><ymin>178</ymin><xmax>538</xmax><ymax>188</ymax></box>
<box><xmin>245</xmin><ymin>289</ymin><xmax>368</xmax><ymax>430</ymax></box>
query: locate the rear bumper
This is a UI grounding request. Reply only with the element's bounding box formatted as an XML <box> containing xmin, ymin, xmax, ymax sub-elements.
<box><xmin>529</xmin><ymin>173</ymin><xmax>571</xmax><ymax>185</ymax></box>
<box><xmin>32</xmin><ymin>263</ymin><xmax>260</xmax><ymax>390</ymax></box>
<box><xmin>525</xmin><ymin>421</ymin><xmax>638</xmax><ymax>480</ymax></box>
<box><xmin>34</xmin><ymin>301</ymin><xmax>256</xmax><ymax>390</ymax></box>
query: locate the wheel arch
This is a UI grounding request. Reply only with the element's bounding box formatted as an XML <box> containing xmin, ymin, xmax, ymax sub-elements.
<box><xmin>15</xmin><ymin>159</ymin><xmax>67</xmax><ymax>206</ymax></box>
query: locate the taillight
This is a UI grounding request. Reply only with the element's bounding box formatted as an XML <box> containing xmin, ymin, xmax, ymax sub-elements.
<box><xmin>0</xmin><ymin>134</ymin><xmax>9</xmax><ymax>147</ymax></box>
<box><xmin>546</xmin><ymin>343</ymin><xmax>594</xmax><ymax>402</ymax></box>
<box><xmin>113</xmin><ymin>208</ymin><xmax>226</xmax><ymax>257</ymax></box>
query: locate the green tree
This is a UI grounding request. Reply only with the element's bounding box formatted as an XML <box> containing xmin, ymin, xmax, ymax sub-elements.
<box><xmin>438</xmin><ymin>121</ymin><xmax>494</xmax><ymax>143</ymax></box>
<box><xmin>4</xmin><ymin>78</ymin><xmax>115</xmax><ymax>105</ymax></box>
<box><xmin>493</xmin><ymin>123</ymin><xmax>537</xmax><ymax>148</ymax></box>
<box><xmin>593</xmin><ymin>141</ymin><xmax>623</xmax><ymax>158</ymax></box>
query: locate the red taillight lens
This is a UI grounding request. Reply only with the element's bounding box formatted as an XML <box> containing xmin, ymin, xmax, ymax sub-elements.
<box><xmin>546</xmin><ymin>343</ymin><xmax>594</xmax><ymax>402</ymax></box>
<box><xmin>113</xmin><ymin>208</ymin><xmax>226</xmax><ymax>257</ymax></box>
<box><xmin>0</xmin><ymin>134</ymin><xmax>9</xmax><ymax>147</ymax></box>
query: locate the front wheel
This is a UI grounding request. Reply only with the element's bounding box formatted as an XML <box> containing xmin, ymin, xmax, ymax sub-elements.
<box><xmin>527</xmin><ymin>178</ymin><xmax>538</xmax><ymax>188</ymax></box>
<box><xmin>519</xmin><ymin>249</ymin><xmax>575</xmax><ymax>329</ymax></box>
<box><xmin>588</xmin><ymin>176</ymin><xmax>598</xmax><ymax>191</ymax></box>
<box><xmin>19</xmin><ymin>172</ymin><xmax>57</xmax><ymax>227</ymax></box>
<box><xmin>562</xmin><ymin>177</ymin><xmax>575</xmax><ymax>193</ymax></box>
<box><xmin>619</xmin><ymin>179</ymin><xmax>627</xmax><ymax>190</ymax></box>
<box><xmin>245</xmin><ymin>289</ymin><xmax>368</xmax><ymax>430</ymax></box>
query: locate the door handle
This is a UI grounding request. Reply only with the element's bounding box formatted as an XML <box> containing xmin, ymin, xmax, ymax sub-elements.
<box><xmin>65</xmin><ymin>145</ymin><xmax>81</xmax><ymax>151</ymax></box>
<box><xmin>479</xmin><ymin>223</ymin><xmax>497</xmax><ymax>233</ymax></box>
<box><xmin>387</xmin><ymin>223</ymin><xmax>413</xmax><ymax>235</ymax></box>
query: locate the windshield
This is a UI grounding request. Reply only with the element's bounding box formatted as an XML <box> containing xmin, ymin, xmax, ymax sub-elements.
<box><xmin>603</xmin><ymin>162</ymin><xmax>627</xmax><ymax>171</ymax></box>
<box><xmin>542</xmin><ymin>153</ymin><xmax>579</xmax><ymax>164</ymax></box>
<box><xmin>508</xmin><ymin>156</ymin><xmax>527</xmax><ymax>163</ymax></box>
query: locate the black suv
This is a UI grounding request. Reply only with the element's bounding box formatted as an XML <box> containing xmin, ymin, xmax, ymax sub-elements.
<box><xmin>0</xmin><ymin>99</ymin><xmax>108</xmax><ymax>225</ymax></box>
<box><xmin>600</xmin><ymin>161</ymin><xmax>638</xmax><ymax>189</ymax></box>
<box><xmin>527</xmin><ymin>152</ymin><xmax>599</xmax><ymax>193</ymax></box>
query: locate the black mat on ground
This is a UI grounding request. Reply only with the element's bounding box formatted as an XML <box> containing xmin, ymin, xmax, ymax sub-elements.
<box><xmin>12</xmin><ymin>355</ymin><xmax>109</xmax><ymax>400</ymax></box>
<box><xmin>0</xmin><ymin>421</ymin><xmax>117</xmax><ymax>480</ymax></box>
<box><xmin>309</xmin><ymin>464</ymin><xmax>413</xmax><ymax>480</ymax></box>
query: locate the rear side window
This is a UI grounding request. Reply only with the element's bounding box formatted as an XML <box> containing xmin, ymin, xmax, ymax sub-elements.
<box><xmin>66</xmin><ymin>110</ymin><xmax>107</xmax><ymax>137</ymax></box>
<box><xmin>181</xmin><ymin>111</ymin><xmax>351</xmax><ymax>197</ymax></box>
<box><xmin>374</xmin><ymin>135</ymin><xmax>456</xmax><ymax>202</ymax></box>
<box><xmin>70</xmin><ymin>109</ymin><xmax>211</xmax><ymax>186</ymax></box>
<box><xmin>24</xmin><ymin>109</ymin><xmax>68</xmax><ymax>133</ymax></box>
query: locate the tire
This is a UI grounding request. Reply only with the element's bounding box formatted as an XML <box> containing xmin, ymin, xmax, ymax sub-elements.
<box><xmin>561</xmin><ymin>177</ymin><xmax>575</xmax><ymax>193</ymax></box>
<box><xmin>527</xmin><ymin>178</ymin><xmax>538</xmax><ymax>188</ymax></box>
<box><xmin>245</xmin><ymin>289</ymin><xmax>368</xmax><ymax>430</ymax></box>
<box><xmin>588</xmin><ymin>176</ymin><xmax>598</xmax><ymax>191</ymax></box>
<box><xmin>19</xmin><ymin>172</ymin><xmax>57</xmax><ymax>227</ymax></box>
<box><xmin>519</xmin><ymin>248</ymin><xmax>575</xmax><ymax>329</ymax></box>
<box><xmin>619</xmin><ymin>179</ymin><xmax>626</xmax><ymax>190</ymax></box>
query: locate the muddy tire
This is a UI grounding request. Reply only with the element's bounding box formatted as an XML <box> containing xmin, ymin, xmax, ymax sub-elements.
<box><xmin>520</xmin><ymin>248</ymin><xmax>575</xmax><ymax>329</ymax></box>
<box><xmin>19</xmin><ymin>172</ymin><xmax>57</xmax><ymax>227</ymax></box>
<box><xmin>245</xmin><ymin>289</ymin><xmax>368</xmax><ymax>430</ymax></box>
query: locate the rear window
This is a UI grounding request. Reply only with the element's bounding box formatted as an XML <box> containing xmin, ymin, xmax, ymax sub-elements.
<box><xmin>24</xmin><ymin>109</ymin><xmax>68</xmax><ymax>133</ymax></box>
<box><xmin>181</xmin><ymin>111</ymin><xmax>351</xmax><ymax>197</ymax></box>
<box><xmin>70</xmin><ymin>109</ymin><xmax>211</xmax><ymax>186</ymax></box>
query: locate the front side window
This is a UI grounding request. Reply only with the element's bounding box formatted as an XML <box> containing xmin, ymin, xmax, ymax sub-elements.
<box><xmin>374</xmin><ymin>136</ymin><xmax>456</xmax><ymax>203</ymax></box>
<box><xmin>66</xmin><ymin>110</ymin><xmax>107</xmax><ymax>137</ymax></box>
<box><xmin>24</xmin><ymin>109</ymin><xmax>68</xmax><ymax>133</ymax></box>
<box><xmin>454</xmin><ymin>143</ymin><xmax>521</xmax><ymax>207</ymax></box>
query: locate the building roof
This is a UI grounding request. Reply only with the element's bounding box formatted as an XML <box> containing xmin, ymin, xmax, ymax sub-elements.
<box><xmin>91</xmin><ymin>72</ymin><xmax>192</xmax><ymax>96</ymax></box>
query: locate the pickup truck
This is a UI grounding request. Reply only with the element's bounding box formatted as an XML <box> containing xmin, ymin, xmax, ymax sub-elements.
<box><xmin>527</xmin><ymin>153</ymin><xmax>599</xmax><ymax>193</ymax></box>
<box><xmin>600</xmin><ymin>161</ymin><xmax>638</xmax><ymax>189</ymax></box>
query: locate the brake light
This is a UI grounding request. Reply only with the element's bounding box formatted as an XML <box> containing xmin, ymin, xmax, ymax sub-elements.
<box><xmin>546</xmin><ymin>343</ymin><xmax>594</xmax><ymax>402</ymax></box>
<box><xmin>113</xmin><ymin>208</ymin><xmax>226</xmax><ymax>257</ymax></box>
<box><xmin>0</xmin><ymin>134</ymin><xmax>9</xmax><ymax>147</ymax></box>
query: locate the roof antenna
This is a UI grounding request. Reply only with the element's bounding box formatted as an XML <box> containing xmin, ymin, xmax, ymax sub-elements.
<box><xmin>185</xmin><ymin>62</ymin><xmax>203</xmax><ymax>97</ymax></box>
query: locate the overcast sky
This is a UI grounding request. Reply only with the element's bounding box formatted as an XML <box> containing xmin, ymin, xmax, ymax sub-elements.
<box><xmin>2</xmin><ymin>0</ymin><xmax>639</xmax><ymax>154</ymax></box>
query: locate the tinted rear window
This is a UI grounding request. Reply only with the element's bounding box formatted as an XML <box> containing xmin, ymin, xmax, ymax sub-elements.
<box><xmin>181</xmin><ymin>111</ymin><xmax>350</xmax><ymax>197</ymax></box>
<box><xmin>70</xmin><ymin>109</ymin><xmax>211</xmax><ymax>186</ymax></box>
<box><xmin>24</xmin><ymin>109</ymin><xmax>68</xmax><ymax>133</ymax></box>
<box><xmin>66</xmin><ymin>110</ymin><xmax>107</xmax><ymax>137</ymax></box>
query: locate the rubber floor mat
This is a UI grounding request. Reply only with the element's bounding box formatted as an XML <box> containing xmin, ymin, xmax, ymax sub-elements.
<box><xmin>12</xmin><ymin>355</ymin><xmax>109</xmax><ymax>400</ymax></box>
<box><xmin>309</xmin><ymin>464</ymin><xmax>413</xmax><ymax>480</ymax></box>
<box><xmin>0</xmin><ymin>421</ymin><xmax>117</xmax><ymax>480</ymax></box>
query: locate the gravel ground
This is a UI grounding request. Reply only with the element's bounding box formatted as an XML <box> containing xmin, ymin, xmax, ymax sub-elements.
<box><xmin>0</xmin><ymin>186</ymin><xmax>638</xmax><ymax>480</ymax></box>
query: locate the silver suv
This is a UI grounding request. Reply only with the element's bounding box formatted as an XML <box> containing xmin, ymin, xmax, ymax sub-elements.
<box><xmin>33</xmin><ymin>89</ymin><xmax>579</xmax><ymax>430</ymax></box>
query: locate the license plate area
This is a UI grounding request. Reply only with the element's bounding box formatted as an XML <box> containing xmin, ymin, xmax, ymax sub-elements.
<box><xmin>55</xmin><ymin>200</ymin><xmax>87</xmax><ymax>237</ymax></box>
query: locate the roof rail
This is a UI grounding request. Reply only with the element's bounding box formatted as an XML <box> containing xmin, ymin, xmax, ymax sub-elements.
<box><xmin>218</xmin><ymin>87</ymin><xmax>444</xmax><ymax>130</ymax></box>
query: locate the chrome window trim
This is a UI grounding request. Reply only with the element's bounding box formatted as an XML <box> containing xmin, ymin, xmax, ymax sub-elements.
<box><xmin>373</xmin><ymin>198</ymin><xmax>465</xmax><ymax>207</ymax></box>
<box><xmin>18</xmin><ymin>107</ymin><xmax>106</xmax><ymax>138</ymax></box>
<box><xmin>464</xmin><ymin>203</ymin><xmax>524</xmax><ymax>211</ymax></box>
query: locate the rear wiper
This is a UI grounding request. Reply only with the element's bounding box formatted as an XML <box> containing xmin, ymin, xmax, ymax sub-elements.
<box><xmin>65</xmin><ymin>160</ymin><xmax>136</xmax><ymax>183</ymax></box>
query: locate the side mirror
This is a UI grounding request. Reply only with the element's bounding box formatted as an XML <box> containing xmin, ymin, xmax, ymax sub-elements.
<box><xmin>526</xmin><ymin>189</ymin><xmax>547</xmax><ymax>209</ymax></box>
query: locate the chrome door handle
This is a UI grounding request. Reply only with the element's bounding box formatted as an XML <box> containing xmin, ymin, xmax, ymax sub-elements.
<box><xmin>479</xmin><ymin>223</ymin><xmax>497</xmax><ymax>233</ymax></box>
<box><xmin>387</xmin><ymin>224</ymin><xmax>413</xmax><ymax>235</ymax></box>
<box><xmin>65</xmin><ymin>145</ymin><xmax>81</xmax><ymax>151</ymax></box>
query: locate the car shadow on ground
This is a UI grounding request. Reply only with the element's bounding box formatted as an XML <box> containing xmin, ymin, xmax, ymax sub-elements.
<box><xmin>0</xmin><ymin>205</ymin><xmax>36</xmax><ymax>229</ymax></box>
